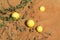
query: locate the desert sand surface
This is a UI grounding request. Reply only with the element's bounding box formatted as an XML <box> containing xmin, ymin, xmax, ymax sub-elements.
<box><xmin>0</xmin><ymin>0</ymin><xmax>60</xmax><ymax>40</ymax></box>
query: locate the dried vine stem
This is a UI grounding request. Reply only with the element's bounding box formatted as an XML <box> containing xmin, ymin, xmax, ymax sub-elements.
<box><xmin>0</xmin><ymin>2</ymin><xmax>8</xmax><ymax>14</ymax></box>
<box><xmin>7</xmin><ymin>0</ymin><xmax>16</xmax><ymax>12</ymax></box>
<box><xmin>0</xmin><ymin>21</ymin><xmax>5</xmax><ymax>28</ymax></box>
<box><xmin>16</xmin><ymin>0</ymin><xmax>28</xmax><ymax>9</ymax></box>
<box><xmin>0</xmin><ymin>0</ymin><xmax>32</xmax><ymax>13</ymax></box>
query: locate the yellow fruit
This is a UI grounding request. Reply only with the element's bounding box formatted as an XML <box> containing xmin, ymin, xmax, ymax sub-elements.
<box><xmin>12</xmin><ymin>12</ymin><xmax>20</xmax><ymax>20</ymax></box>
<box><xmin>37</xmin><ymin>26</ymin><xmax>43</xmax><ymax>33</ymax></box>
<box><xmin>39</xmin><ymin>6</ymin><xmax>45</xmax><ymax>12</ymax></box>
<box><xmin>27</xmin><ymin>19</ymin><xmax>35</xmax><ymax>28</ymax></box>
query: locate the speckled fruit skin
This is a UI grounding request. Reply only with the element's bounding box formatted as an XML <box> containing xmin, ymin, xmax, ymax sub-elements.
<box><xmin>37</xmin><ymin>26</ymin><xmax>43</xmax><ymax>33</ymax></box>
<box><xmin>27</xmin><ymin>19</ymin><xmax>35</xmax><ymax>28</ymax></box>
<box><xmin>12</xmin><ymin>12</ymin><xmax>20</xmax><ymax>20</ymax></box>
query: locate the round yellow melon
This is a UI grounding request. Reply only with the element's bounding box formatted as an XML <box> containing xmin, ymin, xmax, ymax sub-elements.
<box><xmin>27</xmin><ymin>19</ymin><xmax>35</xmax><ymax>28</ymax></box>
<box><xmin>12</xmin><ymin>12</ymin><xmax>20</xmax><ymax>20</ymax></box>
<box><xmin>37</xmin><ymin>26</ymin><xmax>43</xmax><ymax>33</ymax></box>
<box><xmin>39</xmin><ymin>6</ymin><xmax>45</xmax><ymax>12</ymax></box>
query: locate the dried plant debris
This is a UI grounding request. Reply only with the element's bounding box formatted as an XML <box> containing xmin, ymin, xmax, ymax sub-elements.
<box><xmin>0</xmin><ymin>0</ymin><xmax>32</xmax><ymax>14</ymax></box>
<box><xmin>40</xmin><ymin>36</ymin><xmax>48</xmax><ymax>40</ymax></box>
<box><xmin>0</xmin><ymin>23</ymin><xmax>3</xmax><ymax>28</ymax></box>
<box><xmin>0</xmin><ymin>16</ymin><xmax>14</xmax><ymax>21</ymax></box>
<box><xmin>7</xmin><ymin>0</ymin><xmax>16</xmax><ymax>12</ymax></box>
<box><xmin>0</xmin><ymin>2</ymin><xmax>8</xmax><ymax>14</ymax></box>
<box><xmin>16</xmin><ymin>0</ymin><xmax>28</xmax><ymax>9</ymax></box>
<box><xmin>18</xmin><ymin>26</ymin><xmax>27</xmax><ymax>32</ymax></box>
<box><xmin>1</xmin><ymin>8</ymin><xmax>8</xmax><ymax>15</ymax></box>
<box><xmin>34</xmin><ymin>37</ymin><xmax>37</xmax><ymax>40</ymax></box>
<box><xmin>14</xmin><ymin>22</ymin><xmax>27</xmax><ymax>32</ymax></box>
<box><xmin>0</xmin><ymin>22</ymin><xmax>4</xmax><ymax>28</ymax></box>
<box><xmin>21</xmin><ymin>11</ymin><xmax>28</xmax><ymax>19</ymax></box>
<box><xmin>0</xmin><ymin>35</ymin><xmax>1</xmax><ymax>39</ymax></box>
<box><xmin>23</xmin><ymin>27</ymin><xmax>27</xmax><ymax>31</ymax></box>
<box><xmin>9</xmin><ymin>17</ymin><xmax>15</xmax><ymax>21</ymax></box>
<box><xmin>8</xmin><ymin>7</ymin><xmax>16</xmax><ymax>12</ymax></box>
<box><xmin>26</xmin><ymin>38</ymin><xmax>30</xmax><ymax>40</ymax></box>
<box><xmin>16</xmin><ymin>26</ymin><xmax>24</xmax><ymax>32</ymax></box>
<box><xmin>0</xmin><ymin>16</ymin><xmax>4</xmax><ymax>20</ymax></box>
<box><xmin>41</xmin><ymin>32</ymin><xmax>52</xmax><ymax>40</ymax></box>
<box><xmin>33</xmin><ymin>36</ymin><xmax>39</xmax><ymax>40</ymax></box>
<box><xmin>7</xmin><ymin>36</ymin><xmax>12</xmax><ymax>40</ymax></box>
<box><xmin>18</xmin><ymin>0</ymin><xmax>28</xmax><ymax>7</ymax></box>
<box><xmin>29</xmin><ymin>0</ymin><xmax>32</xmax><ymax>3</ymax></box>
<box><xmin>0</xmin><ymin>28</ymin><xmax>6</xmax><ymax>35</ymax></box>
<box><xmin>43</xmin><ymin>32</ymin><xmax>52</xmax><ymax>37</ymax></box>
<box><xmin>26</xmin><ymin>34</ymin><xmax>31</xmax><ymax>40</ymax></box>
<box><xmin>29</xmin><ymin>28</ymin><xmax>34</xmax><ymax>32</ymax></box>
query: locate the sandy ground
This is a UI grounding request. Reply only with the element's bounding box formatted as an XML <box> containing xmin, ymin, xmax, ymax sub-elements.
<box><xmin>0</xmin><ymin>0</ymin><xmax>60</xmax><ymax>40</ymax></box>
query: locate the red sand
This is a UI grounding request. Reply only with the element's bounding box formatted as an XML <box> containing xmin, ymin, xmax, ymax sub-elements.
<box><xmin>0</xmin><ymin>0</ymin><xmax>60</xmax><ymax>40</ymax></box>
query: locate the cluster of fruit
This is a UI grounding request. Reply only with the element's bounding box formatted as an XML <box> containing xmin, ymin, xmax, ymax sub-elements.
<box><xmin>0</xmin><ymin>0</ymin><xmax>46</xmax><ymax>33</ymax></box>
<box><xmin>11</xmin><ymin>5</ymin><xmax>46</xmax><ymax>33</ymax></box>
<box><xmin>0</xmin><ymin>1</ymin><xmax>52</xmax><ymax>40</ymax></box>
<box><xmin>11</xmin><ymin>12</ymin><xmax>43</xmax><ymax>33</ymax></box>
